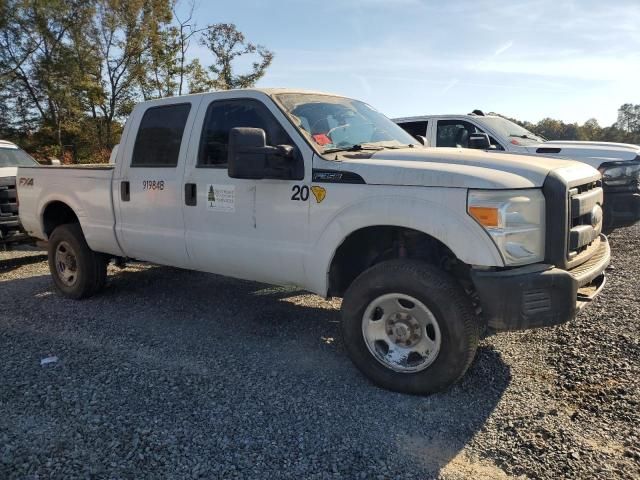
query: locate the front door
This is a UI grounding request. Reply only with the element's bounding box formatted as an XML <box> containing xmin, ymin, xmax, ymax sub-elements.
<box><xmin>182</xmin><ymin>93</ymin><xmax>312</xmax><ymax>286</ymax></box>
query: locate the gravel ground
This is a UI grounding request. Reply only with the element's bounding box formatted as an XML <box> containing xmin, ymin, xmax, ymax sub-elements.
<box><xmin>0</xmin><ymin>226</ymin><xmax>638</xmax><ymax>479</ymax></box>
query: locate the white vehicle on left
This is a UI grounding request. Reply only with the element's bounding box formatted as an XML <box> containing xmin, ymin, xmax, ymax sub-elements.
<box><xmin>0</xmin><ymin>140</ymin><xmax>39</xmax><ymax>245</ymax></box>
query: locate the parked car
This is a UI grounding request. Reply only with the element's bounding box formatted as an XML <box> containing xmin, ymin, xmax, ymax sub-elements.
<box><xmin>0</xmin><ymin>140</ymin><xmax>39</xmax><ymax>246</ymax></box>
<box><xmin>394</xmin><ymin>112</ymin><xmax>640</xmax><ymax>231</ymax></box>
<box><xmin>17</xmin><ymin>89</ymin><xmax>610</xmax><ymax>394</ymax></box>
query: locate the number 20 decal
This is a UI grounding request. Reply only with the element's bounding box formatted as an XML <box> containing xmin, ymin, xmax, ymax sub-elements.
<box><xmin>291</xmin><ymin>185</ymin><xmax>309</xmax><ymax>201</ymax></box>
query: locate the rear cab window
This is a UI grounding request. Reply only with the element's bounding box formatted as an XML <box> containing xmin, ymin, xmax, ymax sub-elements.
<box><xmin>131</xmin><ymin>103</ymin><xmax>191</xmax><ymax>167</ymax></box>
<box><xmin>398</xmin><ymin>120</ymin><xmax>428</xmax><ymax>139</ymax></box>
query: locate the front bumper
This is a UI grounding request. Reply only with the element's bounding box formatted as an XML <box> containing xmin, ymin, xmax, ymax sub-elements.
<box><xmin>471</xmin><ymin>235</ymin><xmax>610</xmax><ymax>331</ymax></box>
<box><xmin>603</xmin><ymin>190</ymin><xmax>640</xmax><ymax>231</ymax></box>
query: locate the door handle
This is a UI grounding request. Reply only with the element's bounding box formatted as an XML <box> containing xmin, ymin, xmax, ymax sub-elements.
<box><xmin>185</xmin><ymin>183</ymin><xmax>197</xmax><ymax>206</ymax></box>
<box><xmin>121</xmin><ymin>181</ymin><xmax>130</xmax><ymax>202</ymax></box>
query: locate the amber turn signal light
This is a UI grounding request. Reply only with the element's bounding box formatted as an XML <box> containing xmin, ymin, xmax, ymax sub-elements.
<box><xmin>468</xmin><ymin>206</ymin><xmax>499</xmax><ymax>228</ymax></box>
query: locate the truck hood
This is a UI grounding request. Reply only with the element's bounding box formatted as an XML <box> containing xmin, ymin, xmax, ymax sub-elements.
<box><xmin>0</xmin><ymin>166</ymin><xmax>18</xmax><ymax>178</ymax></box>
<box><xmin>527</xmin><ymin>141</ymin><xmax>640</xmax><ymax>168</ymax></box>
<box><xmin>337</xmin><ymin>148</ymin><xmax>599</xmax><ymax>189</ymax></box>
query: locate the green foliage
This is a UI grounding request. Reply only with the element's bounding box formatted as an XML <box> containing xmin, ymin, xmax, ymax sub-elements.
<box><xmin>3</xmin><ymin>1</ymin><xmax>634</xmax><ymax>162</ymax></box>
<box><xmin>0</xmin><ymin>1</ymin><xmax>275</xmax><ymax>162</ymax></box>
<box><xmin>501</xmin><ymin>105</ymin><xmax>640</xmax><ymax>145</ymax></box>
<box><xmin>199</xmin><ymin>23</ymin><xmax>274</xmax><ymax>90</ymax></box>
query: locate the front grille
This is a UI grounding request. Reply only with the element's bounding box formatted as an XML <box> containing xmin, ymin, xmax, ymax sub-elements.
<box><xmin>543</xmin><ymin>172</ymin><xmax>602</xmax><ymax>270</ymax></box>
<box><xmin>0</xmin><ymin>176</ymin><xmax>25</xmax><ymax>243</ymax></box>
<box><xmin>568</xmin><ymin>184</ymin><xmax>603</xmax><ymax>258</ymax></box>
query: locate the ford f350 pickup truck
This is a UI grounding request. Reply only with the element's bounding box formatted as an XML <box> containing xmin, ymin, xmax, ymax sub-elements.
<box><xmin>394</xmin><ymin>112</ymin><xmax>640</xmax><ymax>231</ymax></box>
<box><xmin>17</xmin><ymin>89</ymin><xmax>610</xmax><ymax>394</ymax></box>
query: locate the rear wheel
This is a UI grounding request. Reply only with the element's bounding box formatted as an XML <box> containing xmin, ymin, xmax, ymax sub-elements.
<box><xmin>341</xmin><ymin>259</ymin><xmax>479</xmax><ymax>394</ymax></box>
<box><xmin>48</xmin><ymin>224</ymin><xmax>107</xmax><ymax>299</ymax></box>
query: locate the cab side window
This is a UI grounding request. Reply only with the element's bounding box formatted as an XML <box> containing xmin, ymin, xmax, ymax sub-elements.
<box><xmin>131</xmin><ymin>103</ymin><xmax>191</xmax><ymax>167</ymax></box>
<box><xmin>436</xmin><ymin>119</ymin><xmax>504</xmax><ymax>150</ymax></box>
<box><xmin>398</xmin><ymin>120</ymin><xmax>428</xmax><ymax>139</ymax></box>
<box><xmin>436</xmin><ymin>120</ymin><xmax>479</xmax><ymax>148</ymax></box>
<box><xmin>198</xmin><ymin>99</ymin><xmax>294</xmax><ymax>167</ymax></box>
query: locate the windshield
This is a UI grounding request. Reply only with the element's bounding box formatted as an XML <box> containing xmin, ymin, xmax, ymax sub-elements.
<box><xmin>0</xmin><ymin>147</ymin><xmax>39</xmax><ymax>167</ymax></box>
<box><xmin>273</xmin><ymin>93</ymin><xmax>420</xmax><ymax>154</ymax></box>
<box><xmin>482</xmin><ymin>117</ymin><xmax>546</xmax><ymax>144</ymax></box>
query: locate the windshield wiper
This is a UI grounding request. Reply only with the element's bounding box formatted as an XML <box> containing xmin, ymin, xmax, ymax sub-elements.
<box><xmin>323</xmin><ymin>143</ymin><xmax>416</xmax><ymax>154</ymax></box>
<box><xmin>323</xmin><ymin>144</ymin><xmax>386</xmax><ymax>154</ymax></box>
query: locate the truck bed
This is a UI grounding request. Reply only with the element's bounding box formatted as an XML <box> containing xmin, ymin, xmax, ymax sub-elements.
<box><xmin>17</xmin><ymin>164</ymin><xmax>123</xmax><ymax>256</ymax></box>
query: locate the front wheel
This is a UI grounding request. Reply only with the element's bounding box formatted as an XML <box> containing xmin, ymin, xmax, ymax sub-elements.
<box><xmin>341</xmin><ymin>259</ymin><xmax>479</xmax><ymax>395</ymax></box>
<box><xmin>47</xmin><ymin>223</ymin><xmax>107</xmax><ymax>299</ymax></box>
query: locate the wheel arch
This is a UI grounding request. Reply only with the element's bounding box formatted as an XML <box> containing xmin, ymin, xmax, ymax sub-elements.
<box><xmin>42</xmin><ymin>200</ymin><xmax>82</xmax><ymax>238</ymax></box>
<box><xmin>305</xmin><ymin>196</ymin><xmax>503</xmax><ymax>297</ymax></box>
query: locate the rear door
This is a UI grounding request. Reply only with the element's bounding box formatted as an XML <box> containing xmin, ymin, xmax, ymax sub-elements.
<box><xmin>115</xmin><ymin>99</ymin><xmax>200</xmax><ymax>267</ymax></box>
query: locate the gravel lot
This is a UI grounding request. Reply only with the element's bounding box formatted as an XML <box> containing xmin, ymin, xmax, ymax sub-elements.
<box><xmin>1</xmin><ymin>226</ymin><xmax>638</xmax><ymax>479</ymax></box>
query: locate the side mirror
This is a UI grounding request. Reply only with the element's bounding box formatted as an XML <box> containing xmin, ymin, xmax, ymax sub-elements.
<box><xmin>469</xmin><ymin>133</ymin><xmax>491</xmax><ymax>150</ymax></box>
<box><xmin>228</xmin><ymin>127</ymin><xmax>297</xmax><ymax>180</ymax></box>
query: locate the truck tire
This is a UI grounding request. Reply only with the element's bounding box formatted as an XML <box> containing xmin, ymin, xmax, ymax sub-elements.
<box><xmin>341</xmin><ymin>259</ymin><xmax>479</xmax><ymax>395</ymax></box>
<box><xmin>47</xmin><ymin>223</ymin><xmax>107</xmax><ymax>299</ymax></box>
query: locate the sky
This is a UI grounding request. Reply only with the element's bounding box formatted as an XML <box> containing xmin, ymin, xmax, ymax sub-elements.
<box><xmin>182</xmin><ymin>0</ymin><xmax>640</xmax><ymax>126</ymax></box>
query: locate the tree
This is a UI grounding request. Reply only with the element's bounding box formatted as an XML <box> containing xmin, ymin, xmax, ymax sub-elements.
<box><xmin>199</xmin><ymin>23</ymin><xmax>274</xmax><ymax>90</ymax></box>
<box><xmin>616</xmin><ymin>103</ymin><xmax>640</xmax><ymax>134</ymax></box>
<box><xmin>86</xmin><ymin>0</ymin><xmax>174</xmax><ymax>147</ymax></box>
<box><xmin>186</xmin><ymin>59</ymin><xmax>216</xmax><ymax>93</ymax></box>
<box><xmin>136</xmin><ymin>1</ymin><xmax>214</xmax><ymax>98</ymax></box>
<box><xmin>0</xmin><ymin>0</ymin><xmax>92</xmax><ymax>149</ymax></box>
<box><xmin>172</xmin><ymin>0</ymin><xmax>208</xmax><ymax>96</ymax></box>
<box><xmin>578</xmin><ymin>118</ymin><xmax>602</xmax><ymax>141</ymax></box>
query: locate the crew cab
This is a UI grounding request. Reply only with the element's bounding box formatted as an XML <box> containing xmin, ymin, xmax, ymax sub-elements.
<box><xmin>17</xmin><ymin>89</ymin><xmax>610</xmax><ymax>394</ymax></box>
<box><xmin>0</xmin><ymin>140</ymin><xmax>39</xmax><ymax>246</ymax></box>
<box><xmin>394</xmin><ymin>112</ymin><xmax>640</xmax><ymax>231</ymax></box>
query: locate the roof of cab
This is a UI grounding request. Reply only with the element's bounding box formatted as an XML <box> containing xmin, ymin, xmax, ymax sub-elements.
<box><xmin>135</xmin><ymin>88</ymin><xmax>348</xmax><ymax>107</ymax></box>
<box><xmin>393</xmin><ymin>114</ymin><xmax>502</xmax><ymax>123</ymax></box>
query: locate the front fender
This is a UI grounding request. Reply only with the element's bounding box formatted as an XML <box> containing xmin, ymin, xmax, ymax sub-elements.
<box><xmin>304</xmin><ymin>190</ymin><xmax>504</xmax><ymax>296</ymax></box>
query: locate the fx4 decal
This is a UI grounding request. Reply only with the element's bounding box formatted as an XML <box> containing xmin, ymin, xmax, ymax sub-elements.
<box><xmin>19</xmin><ymin>177</ymin><xmax>34</xmax><ymax>187</ymax></box>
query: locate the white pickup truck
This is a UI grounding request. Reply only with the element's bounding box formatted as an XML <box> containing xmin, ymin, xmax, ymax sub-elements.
<box><xmin>18</xmin><ymin>89</ymin><xmax>610</xmax><ymax>394</ymax></box>
<box><xmin>1</xmin><ymin>140</ymin><xmax>39</xmax><ymax>245</ymax></box>
<box><xmin>394</xmin><ymin>112</ymin><xmax>640</xmax><ymax>231</ymax></box>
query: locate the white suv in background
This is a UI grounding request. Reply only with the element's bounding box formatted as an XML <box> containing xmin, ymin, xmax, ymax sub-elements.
<box><xmin>394</xmin><ymin>112</ymin><xmax>640</xmax><ymax>231</ymax></box>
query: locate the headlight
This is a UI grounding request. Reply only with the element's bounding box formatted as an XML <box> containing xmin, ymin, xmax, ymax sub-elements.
<box><xmin>468</xmin><ymin>189</ymin><xmax>545</xmax><ymax>266</ymax></box>
<box><xmin>599</xmin><ymin>161</ymin><xmax>640</xmax><ymax>187</ymax></box>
